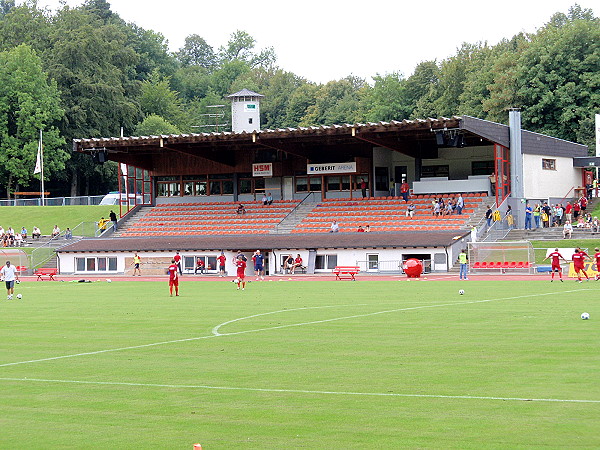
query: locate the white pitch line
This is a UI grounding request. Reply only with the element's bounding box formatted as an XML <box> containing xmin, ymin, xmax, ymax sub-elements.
<box><xmin>0</xmin><ymin>289</ymin><xmax>591</xmax><ymax>368</ymax></box>
<box><xmin>0</xmin><ymin>377</ymin><xmax>598</xmax><ymax>404</ymax></box>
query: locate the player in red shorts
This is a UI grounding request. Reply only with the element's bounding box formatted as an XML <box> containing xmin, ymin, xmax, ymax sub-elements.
<box><xmin>571</xmin><ymin>247</ymin><xmax>590</xmax><ymax>282</ymax></box>
<box><xmin>235</xmin><ymin>254</ymin><xmax>247</xmax><ymax>290</ymax></box>
<box><xmin>543</xmin><ymin>248</ymin><xmax>566</xmax><ymax>282</ymax></box>
<box><xmin>594</xmin><ymin>248</ymin><xmax>600</xmax><ymax>281</ymax></box>
<box><xmin>168</xmin><ymin>259</ymin><xmax>179</xmax><ymax>296</ymax></box>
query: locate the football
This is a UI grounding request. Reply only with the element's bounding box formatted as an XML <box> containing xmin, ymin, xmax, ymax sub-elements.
<box><xmin>459</xmin><ymin>289</ymin><xmax>465</xmax><ymax>295</ymax></box>
<box><xmin>16</xmin><ymin>294</ymin><xmax>22</xmax><ymax>299</ymax></box>
<box><xmin>106</xmin><ymin>279</ymin><xmax>112</xmax><ymax>283</ymax></box>
<box><xmin>581</xmin><ymin>312</ymin><xmax>590</xmax><ymax>320</ymax></box>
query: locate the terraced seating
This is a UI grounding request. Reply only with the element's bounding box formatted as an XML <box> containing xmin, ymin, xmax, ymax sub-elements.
<box><xmin>291</xmin><ymin>194</ymin><xmax>485</xmax><ymax>233</ymax></box>
<box><xmin>119</xmin><ymin>200</ymin><xmax>299</xmax><ymax>237</ymax></box>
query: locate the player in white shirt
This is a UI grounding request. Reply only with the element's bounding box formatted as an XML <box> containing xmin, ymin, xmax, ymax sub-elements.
<box><xmin>1</xmin><ymin>260</ymin><xmax>19</xmax><ymax>300</ymax></box>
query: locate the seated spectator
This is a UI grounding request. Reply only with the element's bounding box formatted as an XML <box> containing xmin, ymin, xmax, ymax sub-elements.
<box><xmin>291</xmin><ymin>254</ymin><xmax>303</xmax><ymax>274</ymax></box>
<box><xmin>444</xmin><ymin>202</ymin><xmax>453</xmax><ymax>216</ymax></box>
<box><xmin>433</xmin><ymin>202</ymin><xmax>441</xmax><ymax>216</ymax></box>
<box><xmin>194</xmin><ymin>258</ymin><xmax>205</xmax><ymax>274</ymax></box>
<box><xmin>357</xmin><ymin>225</ymin><xmax>364</xmax><ymax>232</ymax></box>
<box><xmin>261</xmin><ymin>194</ymin><xmax>268</xmax><ymax>205</ymax></box>
<box><xmin>14</xmin><ymin>233</ymin><xmax>23</xmax><ymax>246</ymax></box>
<box><xmin>0</xmin><ymin>226</ymin><xmax>4</xmax><ymax>236</ymax></box>
<box><xmin>20</xmin><ymin>227</ymin><xmax>27</xmax><ymax>239</ymax></box>
<box><xmin>236</xmin><ymin>204</ymin><xmax>246</xmax><ymax>214</ymax></box>
<box><xmin>576</xmin><ymin>216</ymin><xmax>586</xmax><ymax>228</ymax></box>
<box><xmin>365</xmin><ymin>225</ymin><xmax>371</xmax><ymax>232</ymax></box>
<box><xmin>65</xmin><ymin>227</ymin><xmax>73</xmax><ymax>240</ymax></box>
<box><xmin>406</xmin><ymin>203</ymin><xmax>415</xmax><ymax>218</ymax></box>
<box><xmin>563</xmin><ymin>220</ymin><xmax>573</xmax><ymax>239</ymax></box>
<box><xmin>592</xmin><ymin>217</ymin><xmax>600</xmax><ymax>234</ymax></box>
<box><xmin>330</xmin><ymin>220</ymin><xmax>339</xmax><ymax>233</ymax></box>
<box><xmin>266</xmin><ymin>193</ymin><xmax>273</xmax><ymax>205</ymax></box>
<box><xmin>32</xmin><ymin>226</ymin><xmax>41</xmax><ymax>239</ymax></box>
<box><xmin>283</xmin><ymin>254</ymin><xmax>294</xmax><ymax>273</ymax></box>
<box><xmin>51</xmin><ymin>225</ymin><xmax>60</xmax><ymax>238</ymax></box>
<box><xmin>6</xmin><ymin>227</ymin><xmax>14</xmax><ymax>237</ymax></box>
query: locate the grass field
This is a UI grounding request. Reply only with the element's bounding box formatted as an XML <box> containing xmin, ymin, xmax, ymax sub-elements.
<box><xmin>1</xmin><ymin>279</ymin><xmax>599</xmax><ymax>448</ymax></box>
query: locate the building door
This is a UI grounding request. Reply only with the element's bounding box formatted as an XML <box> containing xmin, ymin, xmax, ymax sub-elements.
<box><xmin>283</xmin><ymin>177</ymin><xmax>294</xmax><ymax>200</ymax></box>
<box><xmin>394</xmin><ymin>166</ymin><xmax>408</xmax><ymax>182</ymax></box>
<box><xmin>367</xmin><ymin>253</ymin><xmax>379</xmax><ymax>272</ymax></box>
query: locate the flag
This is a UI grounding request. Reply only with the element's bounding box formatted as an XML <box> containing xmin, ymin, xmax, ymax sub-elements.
<box><xmin>34</xmin><ymin>139</ymin><xmax>42</xmax><ymax>174</ymax></box>
<box><xmin>596</xmin><ymin>114</ymin><xmax>600</xmax><ymax>157</ymax></box>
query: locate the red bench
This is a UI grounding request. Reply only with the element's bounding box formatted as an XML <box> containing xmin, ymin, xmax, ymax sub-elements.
<box><xmin>333</xmin><ymin>266</ymin><xmax>360</xmax><ymax>281</ymax></box>
<box><xmin>35</xmin><ymin>268</ymin><xmax>58</xmax><ymax>281</ymax></box>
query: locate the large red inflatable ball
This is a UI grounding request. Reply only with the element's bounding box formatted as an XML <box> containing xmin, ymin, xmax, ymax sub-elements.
<box><xmin>404</xmin><ymin>258</ymin><xmax>423</xmax><ymax>278</ymax></box>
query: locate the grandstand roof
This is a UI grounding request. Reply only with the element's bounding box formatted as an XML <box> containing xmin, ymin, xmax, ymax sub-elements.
<box><xmin>56</xmin><ymin>231</ymin><xmax>469</xmax><ymax>253</ymax></box>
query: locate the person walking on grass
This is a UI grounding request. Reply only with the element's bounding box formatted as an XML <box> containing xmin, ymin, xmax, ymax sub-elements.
<box><xmin>1</xmin><ymin>260</ymin><xmax>19</xmax><ymax>300</ymax></box>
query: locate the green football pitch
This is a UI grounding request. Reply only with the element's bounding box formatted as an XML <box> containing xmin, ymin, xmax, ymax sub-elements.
<box><xmin>1</xmin><ymin>279</ymin><xmax>599</xmax><ymax>449</ymax></box>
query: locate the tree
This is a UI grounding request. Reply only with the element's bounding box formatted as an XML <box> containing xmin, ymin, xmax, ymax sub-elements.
<box><xmin>218</xmin><ymin>30</ymin><xmax>276</xmax><ymax>69</ymax></box>
<box><xmin>365</xmin><ymin>72</ymin><xmax>410</xmax><ymax>122</ymax></box>
<box><xmin>177</xmin><ymin>34</ymin><xmax>216</xmax><ymax>69</ymax></box>
<box><xmin>0</xmin><ymin>44</ymin><xmax>66</xmax><ymax>197</ymax></box>
<box><xmin>135</xmin><ymin>114</ymin><xmax>180</xmax><ymax>135</ymax></box>
<box><xmin>139</xmin><ymin>71</ymin><xmax>187</xmax><ymax>129</ymax></box>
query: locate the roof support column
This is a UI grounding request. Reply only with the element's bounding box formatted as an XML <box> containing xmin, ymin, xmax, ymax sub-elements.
<box><xmin>509</xmin><ymin>109</ymin><xmax>524</xmax><ymax>199</ymax></box>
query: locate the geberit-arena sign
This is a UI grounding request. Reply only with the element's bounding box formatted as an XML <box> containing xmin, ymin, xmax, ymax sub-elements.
<box><xmin>307</xmin><ymin>162</ymin><xmax>357</xmax><ymax>175</ymax></box>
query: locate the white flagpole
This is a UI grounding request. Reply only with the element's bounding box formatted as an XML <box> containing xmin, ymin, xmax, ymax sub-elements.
<box><xmin>40</xmin><ymin>129</ymin><xmax>45</xmax><ymax>206</ymax></box>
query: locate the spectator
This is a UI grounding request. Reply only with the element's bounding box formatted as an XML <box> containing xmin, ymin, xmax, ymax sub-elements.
<box><xmin>565</xmin><ymin>201</ymin><xmax>573</xmax><ymax>223</ymax></box>
<box><xmin>236</xmin><ymin>204</ymin><xmax>246</xmax><ymax>214</ymax></box>
<box><xmin>330</xmin><ymin>220</ymin><xmax>339</xmax><ymax>233</ymax></box>
<box><xmin>14</xmin><ymin>232</ymin><xmax>23</xmax><ymax>246</ymax></box>
<box><xmin>98</xmin><ymin>217</ymin><xmax>109</xmax><ymax>230</ymax></box>
<box><xmin>456</xmin><ymin>194</ymin><xmax>464</xmax><ymax>215</ymax></box>
<box><xmin>195</xmin><ymin>257</ymin><xmax>205</xmax><ymax>274</ymax></box>
<box><xmin>365</xmin><ymin>225</ymin><xmax>371</xmax><ymax>232</ymax></box>
<box><xmin>357</xmin><ymin>225</ymin><xmax>365</xmax><ymax>232</ymax></box>
<box><xmin>489</xmin><ymin>174</ymin><xmax>496</xmax><ymax>195</ymax></box>
<box><xmin>573</xmin><ymin>201</ymin><xmax>581</xmax><ymax>220</ymax></box>
<box><xmin>592</xmin><ymin>217</ymin><xmax>600</xmax><ymax>234</ymax></box>
<box><xmin>20</xmin><ymin>227</ymin><xmax>27</xmax><ymax>239</ymax></box>
<box><xmin>524</xmin><ymin>203</ymin><xmax>533</xmax><ymax>230</ymax></box>
<box><xmin>261</xmin><ymin>194</ymin><xmax>268</xmax><ymax>205</ymax></box>
<box><xmin>360</xmin><ymin>178</ymin><xmax>367</xmax><ymax>198</ymax></box>
<box><xmin>406</xmin><ymin>203</ymin><xmax>415</xmax><ymax>218</ymax></box>
<box><xmin>563</xmin><ymin>220</ymin><xmax>573</xmax><ymax>239</ymax></box>
<box><xmin>266</xmin><ymin>193</ymin><xmax>273</xmax><ymax>205</ymax></box>
<box><xmin>291</xmin><ymin>254</ymin><xmax>303</xmax><ymax>274</ymax></box>
<box><xmin>542</xmin><ymin>202</ymin><xmax>552</xmax><ymax>227</ymax></box>
<box><xmin>580</xmin><ymin>195</ymin><xmax>587</xmax><ymax>212</ymax></box>
<box><xmin>51</xmin><ymin>225</ymin><xmax>60</xmax><ymax>238</ymax></box>
<box><xmin>400</xmin><ymin>179</ymin><xmax>410</xmax><ymax>202</ymax></box>
<box><xmin>485</xmin><ymin>206</ymin><xmax>493</xmax><ymax>229</ymax></box>
<box><xmin>533</xmin><ymin>204</ymin><xmax>541</xmax><ymax>228</ymax></box>
<box><xmin>505</xmin><ymin>205</ymin><xmax>514</xmax><ymax>230</ymax></box>
<box><xmin>553</xmin><ymin>204</ymin><xmax>563</xmax><ymax>226</ymax></box>
<box><xmin>389</xmin><ymin>178</ymin><xmax>395</xmax><ymax>197</ymax></box>
<box><xmin>433</xmin><ymin>201</ymin><xmax>441</xmax><ymax>216</ymax></box>
<box><xmin>32</xmin><ymin>226</ymin><xmax>41</xmax><ymax>239</ymax></box>
<box><xmin>444</xmin><ymin>201</ymin><xmax>453</xmax><ymax>216</ymax></box>
<box><xmin>283</xmin><ymin>254</ymin><xmax>294</xmax><ymax>274</ymax></box>
<box><xmin>0</xmin><ymin>226</ymin><xmax>4</xmax><ymax>236</ymax></box>
<box><xmin>65</xmin><ymin>228</ymin><xmax>73</xmax><ymax>239</ymax></box>
<box><xmin>109</xmin><ymin>210</ymin><xmax>118</xmax><ymax>231</ymax></box>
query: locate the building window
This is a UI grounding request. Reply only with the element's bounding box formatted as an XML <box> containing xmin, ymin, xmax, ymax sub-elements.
<box><xmin>374</xmin><ymin>167</ymin><xmax>389</xmax><ymax>191</ymax></box>
<box><xmin>542</xmin><ymin>159</ymin><xmax>556</xmax><ymax>170</ymax></box>
<box><xmin>421</xmin><ymin>165</ymin><xmax>449</xmax><ymax>178</ymax></box>
<box><xmin>315</xmin><ymin>254</ymin><xmax>338</xmax><ymax>270</ymax></box>
<box><xmin>472</xmin><ymin>161</ymin><xmax>495</xmax><ymax>175</ymax></box>
<box><xmin>76</xmin><ymin>257</ymin><xmax>117</xmax><ymax>273</ymax></box>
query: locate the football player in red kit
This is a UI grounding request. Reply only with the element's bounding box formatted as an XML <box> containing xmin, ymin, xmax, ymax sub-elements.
<box><xmin>236</xmin><ymin>255</ymin><xmax>247</xmax><ymax>290</ymax></box>
<box><xmin>572</xmin><ymin>247</ymin><xmax>590</xmax><ymax>282</ymax></box>
<box><xmin>168</xmin><ymin>259</ymin><xmax>179</xmax><ymax>296</ymax></box>
<box><xmin>594</xmin><ymin>248</ymin><xmax>600</xmax><ymax>281</ymax></box>
<box><xmin>543</xmin><ymin>248</ymin><xmax>566</xmax><ymax>282</ymax></box>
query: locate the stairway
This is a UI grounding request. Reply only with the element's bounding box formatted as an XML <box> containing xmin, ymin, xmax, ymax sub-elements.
<box><xmin>271</xmin><ymin>202</ymin><xmax>318</xmax><ymax>234</ymax></box>
<box><xmin>111</xmin><ymin>206</ymin><xmax>152</xmax><ymax>237</ymax></box>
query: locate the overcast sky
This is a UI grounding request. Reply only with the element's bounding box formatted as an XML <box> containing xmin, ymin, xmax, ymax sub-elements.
<box><xmin>34</xmin><ymin>0</ymin><xmax>597</xmax><ymax>84</ymax></box>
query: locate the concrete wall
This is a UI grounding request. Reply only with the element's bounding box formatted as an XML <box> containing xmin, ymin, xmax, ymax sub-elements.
<box><xmin>522</xmin><ymin>154</ymin><xmax>581</xmax><ymax>199</ymax></box>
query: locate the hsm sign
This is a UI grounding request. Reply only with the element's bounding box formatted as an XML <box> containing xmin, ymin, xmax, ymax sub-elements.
<box><xmin>252</xmin><ymin>163</ymin><xmax>273</xmax><ymax>177</ymax></box>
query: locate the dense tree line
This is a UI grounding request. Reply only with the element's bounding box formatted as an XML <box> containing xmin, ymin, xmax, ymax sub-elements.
<box><xmin>0</xmin><ymin>1</ymin><xmax>597</xmax><ymax>197</ymax></box>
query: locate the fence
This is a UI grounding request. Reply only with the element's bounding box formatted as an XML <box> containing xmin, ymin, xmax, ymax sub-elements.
<box><xmin>0</xmin><ymin>195</ymin><xmax>105</xmax><ymax>207</ymax></box>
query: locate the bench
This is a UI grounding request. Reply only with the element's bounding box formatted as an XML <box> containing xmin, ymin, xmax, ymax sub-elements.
<box><xmin>333</xmin><ymin>266</ymin><xmax>360</xmax><ymax>281</ymax></box>
<box><xmin>281</xmin><ymin>265</ymin><xmax>306</xmax><ymax>274</ymax></box>
<box><xmin>35</xmin><ymin>268</ymin><xmax>58</xmax><ymax>281</ymax></box>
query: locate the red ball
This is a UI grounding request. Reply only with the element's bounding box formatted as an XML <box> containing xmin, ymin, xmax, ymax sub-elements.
<box><xmin>404</xmin><ymin>258</ymin><xmax>423</xmax><ymax>278</ymax></box>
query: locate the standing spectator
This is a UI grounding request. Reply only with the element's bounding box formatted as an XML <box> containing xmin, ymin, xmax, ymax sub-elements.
<box><xmin>132</xmin><ymin>252</ymin><xmax>142</xmax><ymax>276</ymax></box>
<box><xmin>168</xmin><ymin>259</ymin><xmax>179</xmax><ymax>296</ymax></box>
<box><xmin>533</xmin><ymin>204</ymin><xmax>541</xmax><ymax>229</ymax></box>
<box><xmin>217</xmin><ymin>251</ymin><xmax>226</xmax><ymax>277</ymax></box>
<box><xmin>32</xmin><ymin>226</ymin><xmax>41</xmax><ymax>239</ymax></box>
<box><xmin>253</xmin><ymin>250</ymin><xmax>264</xmax><ymax>281</ymax></box>
<box><xmin>98</xmin><ymin>217</ymin><xmax>109</xmax><ymax>230</ymax></box>
<box><xmin>389</xmin><ymin>178</ymin><xmax>395</xmax><ymax>197</ymax></box>
<box><xmin>406</xmin><ymin>203</ymin><xmax>415</xmax><ymax>218</ymax></box>
<box><xmin>485</xmin><ymin>206</ymin><xmax>493</xmax><ymax>229</ymax></box>
<box><xmin>553</xmin><ymin>204</ymin><xmax>563</xmax><ymax>226</ymax></box>
<box><xmin>505</xmin><ymin>205</ymin><xmax>514</xmax><ymax>230</ymax></box>
<box><xmin>456</xmin><ymin>194</ymin><xmax>464</xmax><ymax>215</ymax></box>
<box><xmin>400</xmin><ymin>179</ymin><xmax>410</xmax><ymax>202</ymax></box>
<box><xmin>109</xmin><ymin>210</ymin><xmax>118</xmax><ymax>231</ymax></box>
<box><xmin>573</xmin><ymin>201</ymin><xmax>581</xmax><ymax>220</ymax></box>
<box><xmin>458</xmin><ymin>249</ymin><xmax>468</xmax><ymax>280</ymax></box>
<box><xmin>1</xmin><ymin>260</ymin><xmax>19</xmax><ymax>300</ymax></box>
<box><xmin>488</xmin><ymin>174</ymin><xmax>496</xmax><ymax>195</ymax></box>
<box><xmin>174</xmin><ymin>250</ymin><xmax>183</xmax><ymax>275</ymax></box>
<box><xmin>360</xmin><ymin>178</ymin><xmax>367</xmax><ymax>198</ymax></box>
<box><xmin>542</xmin><ymin>202</ymin><xmax>552</xmax><ymax>227</ymax></box>
<box><xmin>524</xmin><ymin>203</ymin><xmax>533</xmax><ymax>230</ymax></box>
<box><xmin>565</xmin><ymin>201</ymin><xmax>573</xmax><ymax>223</ymax></box>
<box><xmin>330</xmin><ymin>220</ymin><xmax>339</xmax><ymax>232</ymax></box>
<box><xmin>579</xmin><ymin>195</ymin><xmax>587</xmax><ymax>212</ymax></box>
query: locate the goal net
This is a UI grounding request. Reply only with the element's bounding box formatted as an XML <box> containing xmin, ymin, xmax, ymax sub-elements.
<box><xmin>468</xmin><ymin>241</ymin><xmax>534</xmax><ymax>271</ymax></box>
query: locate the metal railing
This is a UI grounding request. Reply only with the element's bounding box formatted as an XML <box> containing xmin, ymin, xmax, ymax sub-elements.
<box><xmin>0</xmin><ymin>195</ymin><xmax>105</xmax><ymax>207</ymax></box>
